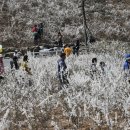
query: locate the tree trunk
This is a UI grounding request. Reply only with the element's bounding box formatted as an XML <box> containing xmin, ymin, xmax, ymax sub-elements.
<box><xmin>81</xmin><ymin>0</ymin><xmax>91</xmax><ymax>46</ymax></box>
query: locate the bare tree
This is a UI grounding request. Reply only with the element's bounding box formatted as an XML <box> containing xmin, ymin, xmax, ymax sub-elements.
<box><xmin>81</xmin><ymin>0</ymin><xmax>94</xmax><ymax>47</ymax></box>
<box><xmin>81</xmin><ymin>0</ymin><xmax>87</xmax><ymax>46</ymax></box>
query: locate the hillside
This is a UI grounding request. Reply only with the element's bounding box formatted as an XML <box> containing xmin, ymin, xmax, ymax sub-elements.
<box><xmin>0</xmin><ymin>0</ymin><xmax>130</xmax><ymax>47</ymax></box>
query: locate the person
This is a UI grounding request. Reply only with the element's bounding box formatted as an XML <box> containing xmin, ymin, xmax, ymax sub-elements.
<box><xmin>99</xmin><ymin>61</ymin><xmax>106</xmax><ymax>74</ymax></box>
<box><xmin>21</xmin><ymin>54</ymin><xmax>32</xmax><ymax>75</ymax></box>
<box><xmin>10</xmin><ymin>55</ymin><xmax>14</xmax><ymax>70</ymax></box>
<box><xmin>57</xmin><ymin>32</ymin><xmax>63</xmax><ymax>47</ymax></box>
<box><xmin>13</xmin><ymin>50</ymin><xmax>19</xmax><ymax>70</ymax></box>
<box><xmin>0</xmin><ymin>54</ymin><xmax>4</xmax><ymax>79</ymax></box>
<box><xmin>38</xmin><ymin>23</ymin><xmax>43</xmax><ymax>40</ymax></box>
<box><xmin>0</xmin><ymin>45</ymin><xmax>4</xmax><ymax>79</ymax></box>
<box><xmin>57</xmin><ymin>53</ymin><xmax>68</xmax><ymax>84</ymax></box>
<box><xmin>123</xmin><ymin>54</ymin><xmax>130</xmax><ymax>71</ymax></box>
<box><xmin>90</xmin><ymin>58</ymin><xmax>98</xmax><ymax>79</ymax></box>
<box><xmin>64</xmin><ymin>44</ymin><xmax>72</xmax><ymax>57</ymax></box>
<box><xmin>123</xmin><ymin>54</ymin><xmax>130</xmax><ymax>83</ymax></box>
<box><xmin>61</xmin><ymin>44</ymin><xmax>65</xmax><ymax>53</ymax></box>
<box><xmin>0</xmin><ymin>45</ymin><xmax>3</xmax><ymax>53</ymax></box>
<box><xmin>32</xmin><ymin>25</ymin><xmax>38</xmax><ymax>45</ymax></box>
<box><xmin>91</xmin><ymin>58</ymin><xmax>97</xmax><ymax>72</ymax></box>
<box><xmin>73</xmin><ymin>39</ymin><xmax>80</xmax><ymax>56</ymax></box>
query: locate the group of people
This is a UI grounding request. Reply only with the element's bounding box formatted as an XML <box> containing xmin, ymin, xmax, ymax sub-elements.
<box><xmin>32</xmin><ymin>23</ymin><xmax>43</xmax><ymax>45</ymax></box>
<box><xmin>57</xmin><ymin>50</ymin><xmax>130</xmax><ymax>85</ymax></box>
<box><xmin>62</xmin><ymin>40</ymin><xmax>80</xmax><ymax>58</ymax></box>
<box><xmin>0</xmin><ymin>49</ymin><xmax>32</xmax><ymax>80</ymax></box>
<box><xmin>1</xmin><ymin>41</ymin><xmax>130</xmax><ymax>85</ymax></box>
<box><xmin>56</xmin><ymin>32</ymin><xmax>80</xmax><ymax>56</ymax></box>
<box><xmin>90</xmin><ymin>58</ymin><xmax>106</xmax><ymax>79</ymax></box>
<box><xmin>32</xmin><ymin>25</ymin><xmax>80</xmax><ymax>57</ymax></box>
<box><xmin>10</xmin><ymin>51</ymin><xmax>32</xmax><ymax>75</ymax></box>
<box><xmin>57</xmin><ymin>53</ymin><xmax>106</xmax><ymax>84</ymax></box>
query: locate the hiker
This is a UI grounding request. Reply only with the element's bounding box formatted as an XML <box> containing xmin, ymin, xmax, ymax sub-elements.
<box><xmin>12</xmin><ymin>50</ymin><xmax>19</xmax><ymax>70</ymax></box>
<box><xmin>90</xmin><ymin>58</ymin><xmax>98</xmax><ymax>79</ymax></box>
<box><xmin>21</xmin><ymin>54</ymin><xmax>32</xmax><ymax>75</ymax></box>
<box><xmin>64</xmin><ymin>44</ymin><xmax>72</xmax><ymax>57</ymax></box>
<box><xmin>32</xmin><ymin>24</ymin><xmax>39</xmax><ymax>45</ymax></box>
<box><xmin>0</xmin><ymin>54</ymin><xmax>4</xmax><ymax>79</ymax></box>
<box><xmin>61</xmin><ymin>44</ymin><xmax>65</xmax><ymax>53</ymax></box>
<box><xmin>73</xmin><ymin>39</ymin><xmax>80</xmax><ymax>56</ymax></box>
<box><xmin>38</xmin><ymin>23</ymin><xmax>43</xmax><ymax>37</ymax></box>
<box><xmin>10</xmin><ymin>55</ymin><xmax>14</xmax><ymax>70</ymax></box>
<box><xmin>57</xmin><ymin>32</ymin><xmax>63</xmax><ymax>47</ymax></box>
<box><xmin>99</xmin><ymin>61</ymin><xmax>106</xmax><ymax>74</ymax></box>
<box><xmin>123</xmin><ymin>54</ymin><xmax>130</xmax><ymax>83</ymax></box>
<box><xmin>57</xmin><ymin>53</ymin><xmax>68</xmax><ymax>84</ymax></box>
<box><xmin>37</xmin><ymin>23</ymin><xmax>43</xmax><ymax>42</ymax></box>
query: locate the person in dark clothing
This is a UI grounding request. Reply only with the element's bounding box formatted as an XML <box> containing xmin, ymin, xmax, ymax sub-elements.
<box><xmin>73</xmin><ymin>40</ymin><xmax>80</xmax><ymax>56</ymax></box>
<box><xmin>23</xmin><ymin>54</ymin><xmax>28</xmax><ymax>62</ymax></box>
<box><xmin>9</xmin><ymin>53</ymin><xmax>13</xmax><ymax>70</ymax></box>
<box><xmin>13</xmin><ymin>50</ymin><xmax>19</xmax><ymax>70</ymax></box>
<box><xmin>90</xmin><ymin>58</ymin><xmax>98</xmax><ymax>80</ymax></box>
<box><xmin>38</xmin><ymin>23</ymin><xmax>43</xmax><ymax>36</ymax></box>
<box><xmin>57</xmin><ymin>53</ymin><xmax>68</xmax><ymax>85</ymax></box>
<box><xmin>37</xmin><ymin>23</ymin><xmax>43</xmax><ymax>42</ymax></box>
<box><xmin>34</xmin><ymin>34</ymin><xmax>39</xmax><ymax>45</ymax></box>
<box><xmin>57</xmin><ymin>32</ymin><xmax>63</xmax><ymax>47</ymax></box>
<box><xmin>100</xmin><ymin>61</ymin><xmax>106</xmax><ymax>73</ymax></box>
<box><xmin>91</xmin><ymin>58</ymin><xmax>97</xmax><ymax>72</ymax></box>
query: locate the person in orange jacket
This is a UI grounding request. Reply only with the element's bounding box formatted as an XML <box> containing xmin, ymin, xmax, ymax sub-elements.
<box><xmin>64</xmin><ymin>44</ymin><xmax>72</xmax><ymax>57</ymax></box>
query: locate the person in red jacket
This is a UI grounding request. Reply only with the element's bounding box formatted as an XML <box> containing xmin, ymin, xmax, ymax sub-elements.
<box><xmin>32</xmin><ymin>25</ymin><xmax>38</xmax><ymax>32</ymax></box>
<box><xmin>32</xmin><ymin>25</ymin><xmax>38</xmax><ymax>45</ymax></box>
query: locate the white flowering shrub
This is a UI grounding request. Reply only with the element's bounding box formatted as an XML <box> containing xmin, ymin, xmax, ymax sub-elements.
<box><xmin>0</xmin><ymin>42</ymin><xmax>130</xmax><ymax>129</ymax></box>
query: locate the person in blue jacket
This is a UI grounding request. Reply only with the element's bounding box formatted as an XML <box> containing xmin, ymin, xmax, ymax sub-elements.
<box><xmin>123</xmin><ymin>54</ymin><xmax>130</xmax><ymax>83</ymax></box>
<box><xmin>57</xmin><ymin>53</ymin><xmax>68</xmax><ymax>84</ymax></box>
<box><xmin>123</xmin><ymin>54</ymin><xmax>130</xmax><ymax>70</ymax></box>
